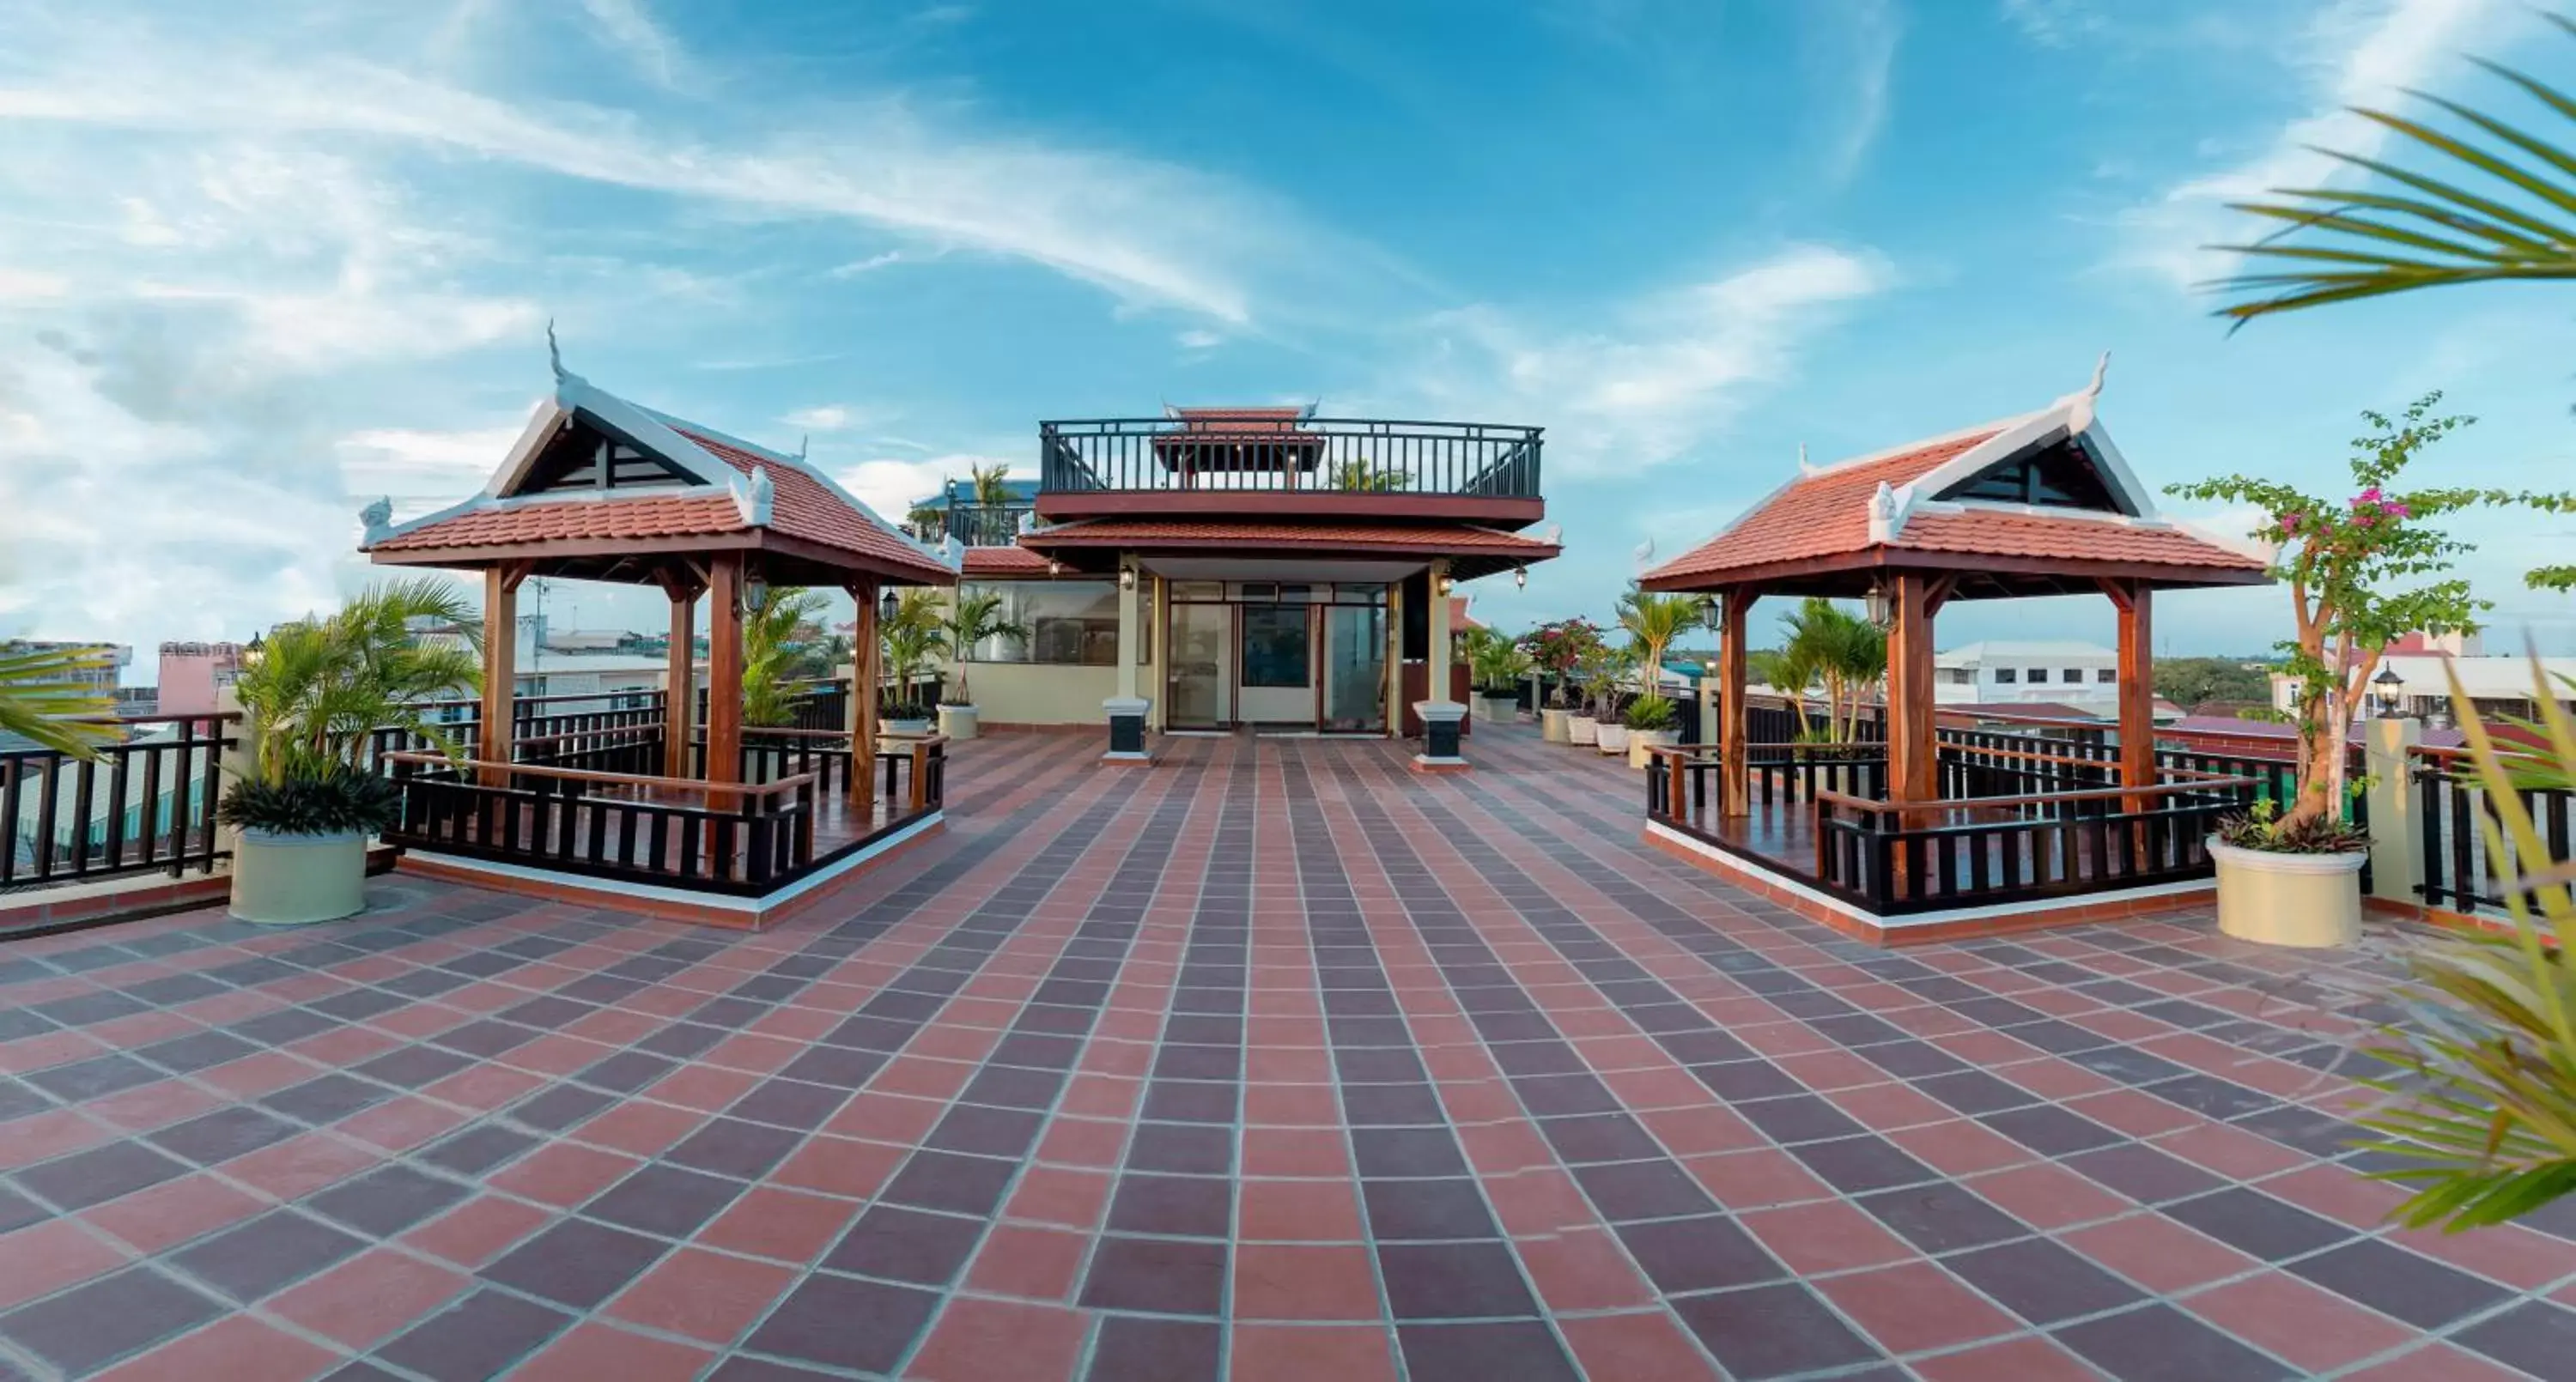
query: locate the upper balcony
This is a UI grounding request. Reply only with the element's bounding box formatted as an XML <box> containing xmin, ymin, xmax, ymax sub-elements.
<box><xmin>1035</xmin><ymin>410</ymin><xmax>1545</xmax><ymax>528</ymax></box>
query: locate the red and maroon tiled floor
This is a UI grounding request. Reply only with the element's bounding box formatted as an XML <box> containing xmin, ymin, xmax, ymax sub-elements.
<box><xmin>3</xmin><ymin>728</ymin><xmax>2574</xmax><ymax>1381</ymax></box>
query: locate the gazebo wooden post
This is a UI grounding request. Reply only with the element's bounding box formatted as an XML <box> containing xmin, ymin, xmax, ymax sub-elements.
<box><xmin>478</xmin><ymin>562</ymin><xmax>530</xmax><ymax>786</ymax></box>
<box><xmin>2105</xmin><ymin>578</ymin><xmax>2157</xmax><ymax>831</ymax></box>
<box><xmin>1885</xmin><ymin>572</ymin><xmax>1938</xmax><ymax>817</ymax></box>
<box><xmin>846</xmin><ymin>582</ymin><xmax>880</xmax><ymax>821</ymax></box>
<box><xmin>1719</xmin><ymin>589</ymin><xmax>1752</xmax><ymax>818</ymax></box>
<box><xmin>659</xmin><ymin>568</ymin><xmax>700</xmax><ymax>780</ymax></box>
<box><xmin>705</xmin><ymin>555</ymin><xmax>745</xmax><ymax>803</ymax></box>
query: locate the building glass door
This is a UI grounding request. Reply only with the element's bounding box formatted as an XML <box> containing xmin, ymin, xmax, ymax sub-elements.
<box><xmin>1320</xmin><ymin>605</ymin><xmax>1388</xmax><ymax>732</ymax></box>
<box><xmin>1167</xmin><ymin>603</ymin><xmax>1231</xmax><ymax>727</ymax></box>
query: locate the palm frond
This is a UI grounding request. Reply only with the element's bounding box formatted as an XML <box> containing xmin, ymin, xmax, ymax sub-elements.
<box><xmin>0</xmin><ymin>644</ymin><xmax>122</xmax><ymax>759</ymax></box>
<box><xmin>2212</xmin><ymin>16</ymin><xmax>2576</xmax><ymax>324</ymax></box>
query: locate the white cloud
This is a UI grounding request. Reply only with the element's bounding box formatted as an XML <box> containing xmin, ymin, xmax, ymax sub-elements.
<box><xmin>337</xmin><ymin>424</ymin><xmax>526</xmax><ymax>508</ymax></box>
<box><xmin>1817</xmin><ymin>1</ymin><xmax>1901</xmax><ymax>185</ymax></box>
<box><xmin>2000</xmin><ymin>0</ymin><xmax>2107</xmax><ymax>47</ymax></box>
<box><xmin>829</xmin><ymin>454</ymin><xmax>1013</xmax><ymax>521</ymax></box>
<box><xmin>1176</xmin><ymin>329</ymin><xmax>1223</xmax><ymax>349</ymax></box>
<box><xmin>828</xmin><ymin>252</ymin><xmax>906</xmax><ymax>278</ymax></box>
<box><xmin>578</xmin><ymin>0</ymin><xmax>683</xmax><ymax>88</ymax></box>
<box><xmin>1400</xmin><ymin>243</ymin><xmax>1894</xmax><ymax>476</ymax></box>
<box><xmin>0</xmin><ymin>269</ymin><xmax>67</xmax><ymax>299</ymax></box>
<box><xmin>2117</xmin><ymin>0</ymin><xmax>2513</xmax><ymax>288</ymax></box>
<box><xmin>783</xmin><ymin>404</ymin><xmax>857</xmax><ymax>432</ymax></box>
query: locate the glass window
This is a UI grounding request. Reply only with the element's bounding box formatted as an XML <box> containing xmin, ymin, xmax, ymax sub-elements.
<box><xmin>1994</xmin><ymin>668</ymin><xmax>2017</xmax><ymax>684</ymax></box>
<box><xmin>962</xmin><ymin>581</ymin><xmax>1119</xmax><ymax>666</ymax></box>
<box><xmin>2028</xmin><ymin>668</ymin><xmax>2049</xmax><ymax>683</ymax></box>
<box><xmin>1240</xmin><ymin>606</ymin><xmax>1310</xmax><ymax>688</ymax></box>
<box><xmin>2063</xmin><ymin>669</ymin><xmax>2084</xmax><ymax>684</ymax></box>
<box><xmin>2097</xmin><ymin>668</ymin><xmax>2117</xmax><ymax>683</ymax></box>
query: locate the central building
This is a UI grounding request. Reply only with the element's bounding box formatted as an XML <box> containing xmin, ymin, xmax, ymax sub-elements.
<box><xmin>921</xmin><ymin>405</ymin><xmax>1558</xmax><ymax>744</ymax></box>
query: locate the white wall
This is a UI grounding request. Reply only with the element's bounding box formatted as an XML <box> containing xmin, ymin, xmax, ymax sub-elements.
<box><xmin>960</xmin><ymin>662</ymin><xmax>1120</xmax><ymax>725</ymax></box>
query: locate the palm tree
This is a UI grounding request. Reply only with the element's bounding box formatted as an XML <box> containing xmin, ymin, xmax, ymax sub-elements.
<box><xmin>741</xmin><ymin>588</ymin><xmax>829</xmax><ymax>727</ymax></box>
<box><xmin>878</xmin><ymin>589</ymin><xmax>949</xmax><ymax>714</ymax></box>
<box><xmin>1330</xmin><ymin>457</ymin><xmax>1411</xmax><ymax>492</ymax></box>
<box><xmin>939</xmin><ymin>589</ymin><xmax>1029</xmax><ymax>706</ymax></box>
<box><xmin>0</xmin><ymin>643</ymin><xmax>120</xmax><ymax>759</ymax></box>
<box><xmin>2214</xmin><ymin>14</ymin><xmax>2576</xmax><ymax>328</ymax></box>
<box><xmin>904</xmin><ymin>501</ymin><xmax>946</xmax><ymax>543</ymax></box>
<box><xmin>1617</xmin><ymin>588</ymin><xmax>1698</xmax><ymax>697</ymax></box>
<box><xmin>1777</xmin><ymin>598</ymin><xmax>1887</xmax><ymax>741</ymax></box>
<box><xmin>970</xmin><ymin>462</ymin><xmax>1014</xmax><ymax>506</ymax></box>
<box><xmin>231</xmin><ymin>578</ymin><xmax>483</xmax><ymax>783</ymax></box>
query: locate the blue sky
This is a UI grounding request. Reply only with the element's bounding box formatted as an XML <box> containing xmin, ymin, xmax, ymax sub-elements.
<box><xmin>3</xmin><ymin>0</ymin><xmax>2573</xmax><ymax>671</ymax></box>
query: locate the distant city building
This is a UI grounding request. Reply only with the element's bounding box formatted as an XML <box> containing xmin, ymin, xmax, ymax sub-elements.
<box><xmin>156</xmin><ymin>640</ymin><xmax>249</xmax><ymax>717</ymax></box>
<box><xmin>2269</xmin><ymin>646</ymin><xmax>2576</xmax><ymax>728</ymax></box>
<box><xmin>1935</xmin><ymin>640</ymin><xmax>2120</xmax><ymax>710</ymax></box>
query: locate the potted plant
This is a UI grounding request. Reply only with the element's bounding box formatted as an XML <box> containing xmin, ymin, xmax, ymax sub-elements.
<box><xmin>1465</xmin><ymin>627</ymin><xmax>1531</xmax><ymax>724</ymax></box>
<box><xmin>2171</xmin><ymin>393</ymin><xmax>2572</xmax><ymax>945</ymax></box>
<box><xmin>1624</xmin><ymin>692</ymin><xmax>1681</xmax><ymax>769</ymax></box>
<box><xmin>878</xmin><ymin>589</ymin><xmax>946</xmax><ymax>743</ymax></box>
<box><xmin>934</xmin><ymin>588</ymin><xmax>1028</xmax><ymax>741</ymax></box>
<box><xmin>1569</xmin><ymin>645</ymin><xmax>1630</xmax><ymax>749</ymax></box>
<box><xmin>1523</xmin><ymin>619</ymin><xmax>1603</xmax><ymax>744</ymax></box>
<box><xmin>222</xmin><ymin>579</ymin><xmax>479</xmax><ymax>925</ymax></box>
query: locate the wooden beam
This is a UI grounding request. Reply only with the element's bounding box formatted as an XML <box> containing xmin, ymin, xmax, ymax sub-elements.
<box><xmin>848</xmin><ymin>583</ymin><xmax>879</xmax><ymax>820</ymax></box>
<box><xmin>705</xmin><ymin>555</ymin><xmax>745</xmax><ymax>800</ymax></box>
<box><xmin>2111</xmin><ymin>578</ymin><xmax>2157</xmax><ymax>818</ymax></box>
<box><xmin>1886</xmin><ymin>573</ymin><xmax>1938</xmax><ymax>813</ymax></box>
<box><xmin>661</xmin><ymin>572</ymin><xmax>697</xmax><ymax>780</ymax></box>
<box><xmin>1720</xmin><ymin>589</ymin><xmax>1753</xmax><ymax>817</ymax></box>
<box><xmin>478</xmin><ymin>567</ymin><xmax>518</xmax><ymax>786</ymax></box>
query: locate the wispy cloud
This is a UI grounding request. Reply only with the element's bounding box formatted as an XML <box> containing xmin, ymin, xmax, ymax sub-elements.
<box><xmin>1814</xmin><ymin>1</ymin><xmax>1902</xmax><ymax>186</ymax></box>
<box><xmin>1998</xmin><ymin>0</ymin><xmax>2107</xmax><ymax>47</ymax></box>
<box><xmin>783</xmin><ymin>403</ymin><xmax>866</xmax><ymax>432</ymax></box>
<box><xmin>577</xmin><ymin>0</ymin><xmax>683</xmax><ymax>88</ymax></box>
<box><xmin>2114</xmin><ymin>0</ymin><xmax>2516</xmax><ymax>288</ymax></box>
<box><xmin>1399</xmin><ymin>243</ymin><xmax>1895</xmax><ymax>476</ymax></box>
<box><xmin>827</xmin><ymin>251</ymin><xmax>907</xmax><ymax>278</ymax></box>
<box><xmin>1176</xmin><ymin>329</ymin><xmax>1223</xmax><ymax>350</ymax></box>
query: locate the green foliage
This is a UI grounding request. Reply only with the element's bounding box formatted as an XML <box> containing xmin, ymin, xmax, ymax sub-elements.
<box><xmin>231</xmin><ymin>578</ymin><xmax>482</xmax><ymax>785</ymax></box>
<box><xmin>2215</xmin><ymin>796</ymin><xmax>2371</xmax><ymax>854</ymax></box>
<box><xmin>2154</xmin><ymin>657</ymin><xmax>2273</xmax><ymax>708</ymax></box>
<box><xmin>0</xmin><ymin>642</ymin><xmax>120</xmax><ymax>760</ymax></box>
<box><xmin>878</xmin><ymin>589</ymin><xmax>949</xmax><ymax>718</ymax></box>
<box><xmin>2167</xmin><ymin>394</ymin><xmax>2573</xmax><ymax>827</ymax></box>
<box><xmin>1779</xmin><ymin>597</ymin><xmax>1885</xmax><ymax>742</ymax></box>
<box><xmin>1330</xmin><ymin>457</ymin><xmax>1411</xmax><ymax>492</ymax></box>
<box><xmin>1617</xmin><ymin>586</ymin><xmax>1698</xmax><ymax>690</ymax></box>
<box><xmin>1623</xmin><ymin>693</ymin><xmax>1678</xmax><ymax>732</ymax></box>
<box><xmin>1574</xmin><ymin>643</ymin><xmax>1635</xmax><ymax>721</ymax></box>
<box><xmin>904</xmin><ymin>501</ymin><xmax>945</xmax><ymax>542</ymax></box>
<box><xmin>2237</xmin><ymin>706</ymin><xmax>2296</xmax><ymax>724</ymax></box>
<box><xmin>2214</xmin><ymin>14</ymin><xmax>2576</xmax><ymax>334</ymax></box>
<box><xmin>939</xmin><ymin>588</ymin><xmax>1030</xmax><ymax>706</ymax></box>
<box><xmin>742</xmin><ymin>587</ymin><xmax>829</xmax><ymax>728</ymax></box>
<box><xmin>1463</xmin><ymin>627</ymin><xmax>1534</xmax><ymax>693</ymax></box>
<box><xmin>2355</xmin><ymin>660</ymin><xmax>2576</xmax><ymax>1231</ymax></box>
<box><xmin>969</xmin><ymin>462</ymin><xmax>1013</xmax><ymax>506</ymax></box>
<box><xmin>216</xmin><ymin>768</ymin><xmax>404</xmax><ymax>836</ymax></box>
<box><xmin>1519</xmin><ymin>619</ymin><xmax>1606</xmax><ymax>707</ymax></box>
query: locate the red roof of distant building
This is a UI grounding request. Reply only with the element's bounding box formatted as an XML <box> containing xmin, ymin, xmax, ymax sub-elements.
<box><xmin>962</xmin><ymin>546</ymin><xmax>1054</xmax><ymax>578</ymax></box>
<box><xmin>2166</xmin><ymin>716</ymin><xmax>2470</xmax><ymax>750</ymax></box>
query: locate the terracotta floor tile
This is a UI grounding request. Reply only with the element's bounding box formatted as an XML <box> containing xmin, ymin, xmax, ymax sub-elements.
<box><xmin>905</xmin><ymin>1295</ymin><xmax>1087</xmax><ymax>1382</ymax></box>
<box><xmin>268</xmin><ymin>1247</ymin><xmax>472</xmax><ymax>1348</ymax></box>
<box><xmin>1557</xmin><ymin>1311</ymin><xmax>1722</xmax><ymax>1382</ymax></box>
<box><xmin>94</xmin><ymin>1314</ymin><xmax>339</xmax><ymax>1382</ymax></box>
<box><xmin>1230</xmin><ymin>1324</ymin><xmax>1402</xmax><ymax>1382</ymax></box>
<box><xmin>513</xmin><ymin>1321</ymin><xmax>715</xmax><ymax>1382</ymax></box>
<box><xmin>604</xmin><ymin>1246</ymin><xmax>799</xmax><ymax>1344</ymax></box>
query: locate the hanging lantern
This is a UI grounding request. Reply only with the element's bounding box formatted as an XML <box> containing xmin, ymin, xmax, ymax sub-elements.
<box><xmin>1864</xmin><ymin>582</ymin><xmax>1893</xmax><ymax>631</ymax></box>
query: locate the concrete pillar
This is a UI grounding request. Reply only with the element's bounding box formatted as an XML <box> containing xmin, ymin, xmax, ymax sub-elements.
<box><xmin>1115</xmin><ymin>555</ymin><xmax>1141</xmax><ymax>703</ymax></box>
<box><xmin>2366</xmin><ymin>716</ymin><xmax>2424</xmax><ymax>905</ymax></box>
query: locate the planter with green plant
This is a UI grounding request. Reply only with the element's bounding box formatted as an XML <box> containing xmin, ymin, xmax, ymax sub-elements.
<box><xmin>222</xmin><ymin>579</ymin><xmax>479</xmax><ymax>925</ymax></box>
<box><xmin>2171</xmin><ymin>394</ymin><xmax>2572</xmax><ymax>945</ymax></box>
<box><xmin>878</xmin><ymin>590</ymin><xmax>946</xmax><ymax>741</ymax></box>
<box><xmin>934</xmin><ymin>588</ymin><xmax>1029</xmax><ymax>741</ymax></box>
<box><xmin>1571</xmin><ymin>645</ymin><xmax>1631</xmax><ymax>750</ymax></box>
<box><xmin>1623</xmin><ymin>692</ymin><xmax>1680</xmax><ymax>770</ymax></box>
<box><xmin>1464</xmin><ymin>627</ymin><xmax>1532</xmax><ymax>725</ymax></box>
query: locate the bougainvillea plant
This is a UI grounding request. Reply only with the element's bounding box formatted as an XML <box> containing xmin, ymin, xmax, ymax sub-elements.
<box><xmin>2167</xmin><ymin>392</ymin><xmax>2575</xmax><ymax>836</ymax></box>
<box><xmin>1518</xmin><ymin>618</ymin><xmax>1605</xmax><ymax>709</ymax></box>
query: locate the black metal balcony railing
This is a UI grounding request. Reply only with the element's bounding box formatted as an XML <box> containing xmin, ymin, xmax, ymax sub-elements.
<box><xmin>944</xmin><ymin>504</ymin><xmax>1029</xmax><ymax>548</ymax></box>
<box><xmin>1038</xmin><ymin>417</ymin><xmax>1543</xmax><ymax>499</ymax></box>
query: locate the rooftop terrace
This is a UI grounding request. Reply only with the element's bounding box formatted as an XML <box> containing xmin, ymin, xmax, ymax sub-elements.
<box><xmin>0</xmin><ymin>729</ymin><xmax>2570</xmax><ymax>1380</ymax></box>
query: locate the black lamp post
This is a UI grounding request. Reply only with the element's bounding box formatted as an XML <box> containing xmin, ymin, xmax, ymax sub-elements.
<box><xmin>878</xmin><ymin>589</ymin><xmax>900</xmax><ymax>626</ymax></box>
<box><xmin>2372</xmin><ymin>664</ymin><xmax>2406</xmax><ymax>718</ymax></box>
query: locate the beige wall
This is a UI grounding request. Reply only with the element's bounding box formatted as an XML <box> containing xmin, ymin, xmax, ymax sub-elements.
<box><xmin>958</xmin><ymin>661</ymin><xmax>1121</xmax><ymax>726</ymax></box>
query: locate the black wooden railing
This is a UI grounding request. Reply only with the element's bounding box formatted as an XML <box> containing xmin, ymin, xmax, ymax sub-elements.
<box><xmin>2</xmin><ymin>714</ymin><xmax>235</xmax><ymax>890</ymax></box>
<box><xmin>1039</xmin><ymin>416</ymin><xmax>1543</xmax><ymax>498</ymax></box>
<box><xmin>945</xmin><ymin>504</ymin><xmax>1029</xmax><ymax>548</ymax></box>
<box><xmin>383</xmin><ymin>735</ymin><xmax>945</xmax><ymax>897</ymax></box>
<box><xmin>2415</xmin><ymin>746</ymin><xmax>2574</xmax><ymax>915</ymax></box>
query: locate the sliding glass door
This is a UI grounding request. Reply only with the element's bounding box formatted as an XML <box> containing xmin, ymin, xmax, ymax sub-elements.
<box><xmin>1320</xmin><ymin>605</ymin><xmax>1388</xmax><ymax>732</ymax></box>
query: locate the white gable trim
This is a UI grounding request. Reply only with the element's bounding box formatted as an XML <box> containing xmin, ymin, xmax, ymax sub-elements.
<box><xmin>640</xmin><ymin>409</ymin><xmax>959</xmax><ymax>574</ymax></box>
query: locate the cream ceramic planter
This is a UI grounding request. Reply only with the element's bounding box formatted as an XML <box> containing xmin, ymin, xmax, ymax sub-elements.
<box><xmin>2208</xmin><ymin>837</ymin><xmax>2366</xmax><ymax>948</ymax></box>
<box><xmin>1628</xmin><ymin>728</ymin><xmax>1680</xmax><ymax>770</ymax></box>
<box><xmin>1595</xmin><ymin>724</ymin><xmax>1631</xmax><ymax>755</ymax></box>
<box><xmin>1474</xmin><ymin>694</ymin><xmax>1519</xmax><ymax>724</ymax></box>
<box><xmin>229</xmin><ymin>828</ymin><xmax>368</xmax><ymax>926</ymax></box>
<box><xmin>1568</xmin><ymin>715</ymin><xmax>1600</xmax><ymax>747</ymax></box>
<box><xmin>1540</xmin><ymin>707</ymin><xmax>1572</xmax><ymax>743</ymax></box>
<box><xmin>937</xmin><ymin>705</ymin><xmax>979</xmax><ymax>741</ymax></box>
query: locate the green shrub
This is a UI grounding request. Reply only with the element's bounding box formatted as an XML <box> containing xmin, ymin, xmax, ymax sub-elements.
<box><xmin>217</xmin><ymin>769</ymin><xmax>404</xmax><ymax>836</ymax></box>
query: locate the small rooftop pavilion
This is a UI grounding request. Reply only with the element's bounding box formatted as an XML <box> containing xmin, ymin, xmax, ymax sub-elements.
<box><xmin>1639</xmin><ymin>360</ymin><xmax>2275</xmax><ymax>942</ymax></box>
<box><xmin>360</xmin><ymin>360</ymin><xmax>958</xmax><ymax>926</ymax></box>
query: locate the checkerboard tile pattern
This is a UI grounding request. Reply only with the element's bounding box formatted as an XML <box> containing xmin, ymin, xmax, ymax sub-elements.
<box><xmin>2</xmin><ymin>726</ymin><xmax>2573</xmax><ymax>1380</ymax></box>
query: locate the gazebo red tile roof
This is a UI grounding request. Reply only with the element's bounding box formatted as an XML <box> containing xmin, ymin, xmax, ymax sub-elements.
<box><xmin>1645</xmin><ymin>430</ymin><xmax>2001</xmax><ymax>583</ymax></box>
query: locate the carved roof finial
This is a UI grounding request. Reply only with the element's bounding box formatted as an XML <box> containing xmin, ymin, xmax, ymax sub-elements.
<box><xmin>546</xmin><ymin>318</ymin><xmax>564</xmax><ymax>381</ymax></box>
<box><xmin>2066</xmin><ymin>349</ymin><xmax>2110</xmax><ymax>434</ymax></box>
<box><xmin>1798</xmin><ymin>442</ymin><xmax>1816</xmax><ymax>476</ymax></box>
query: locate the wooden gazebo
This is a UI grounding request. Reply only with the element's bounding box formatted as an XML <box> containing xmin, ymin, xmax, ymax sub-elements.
<box><xmin>1639</xmin><ymin>363</ymin><xmax>2273</xmax><ymax>938</ymax></box>
<box><xmin>361</xmin><ymin>363</ymin><xmax>957</xmax><ymax>924</ymax></box>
